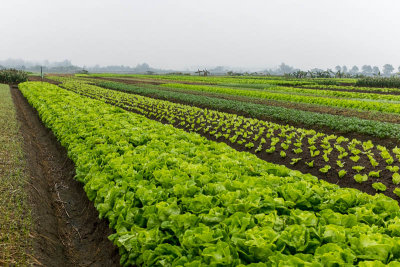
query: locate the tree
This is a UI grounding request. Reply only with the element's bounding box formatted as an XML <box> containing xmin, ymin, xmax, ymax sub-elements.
<box><xmin>372</xmin><ymin>66</ymin><xmax>380</xmax><ymax>76</ymax></box>
<box><xmin>277</xmin><ymin>63</ymin><xmax>295</xmax><ymax>74</ymax></box>
<box><xmin>350</xmin><ymin>66</ymin><xmax>359</xmax><ymax>74</ymax></box>
<box><xmin>361</xmin><ymin>65</ymin><xmax>373</xmax><ymax>76</ymax></box>
<box><xmin>383</xmin><ymin>64</ymin><xmax>394</xmax><ymax>76</ymax></box>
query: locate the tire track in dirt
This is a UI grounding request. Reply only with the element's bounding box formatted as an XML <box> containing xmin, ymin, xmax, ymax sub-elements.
<box><xmin>11</xmin><ymin>86</ymin><xmax>120</xmax><ymax>267</ymax></box>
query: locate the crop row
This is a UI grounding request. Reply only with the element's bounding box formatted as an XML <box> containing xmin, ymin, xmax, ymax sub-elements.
<box><xmin>296</xmin><ymin>83</ymin><xmax>400</xmax><ymax>94</ymax></box>
<box><xmin>84</xmin><ymin>74</ymin><xmax>358</xmax><ymax>87</ymax></box>
<box><xmin>56</xmin><ymin>79</ymin><xmax>400</xmax><ymax>197</ymax></box>
<box><xmin>99</xmin><ymin>74</ymin><xmax>400</xmax><ymax>96</ymax></box>
<box><xmin>219</xmin><ymin>83</ymin><xmax>400</xmax><ymax>101</ymax></box>
<box><xmin>356</xmin><ymin>77</ymin><xmax>400</xmax><ymax>88</ymax></box>
<box><xmin>19</xmin><ymin>81</ymin><xmax>400</xmax><ymax>266</ymax></box>
<box><xmin>160</xmin><ymin>83</ymin><xmax>400</xmax><ymax>114</ymax></box>
<box><xmin>50</xmin><ymin>76</ymin><xmax>400</xmax><ymax>141</ymax></box>
<box><xmin>221</xmin><ymin>81</ymin><xmax>400</xmax><ymax>95</ymax></box>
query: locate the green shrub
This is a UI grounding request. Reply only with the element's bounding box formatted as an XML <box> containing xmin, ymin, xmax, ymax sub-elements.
<box><xmin>0</xmin><ymin>69</ymin><xmax>28</xmax><ymax>84</ymax></box>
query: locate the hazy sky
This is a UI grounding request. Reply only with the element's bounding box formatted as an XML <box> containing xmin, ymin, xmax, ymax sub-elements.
<box><xmin>1</xmin><ymin>0</ymin><xmax>399</xmax><ymax>70</ymax></box>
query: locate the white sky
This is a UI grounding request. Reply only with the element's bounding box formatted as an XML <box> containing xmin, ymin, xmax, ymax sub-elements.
<box><xmin>1</xmin><ymin>0</ymin><xmax>399</xmax><ymax>70</ymax></box>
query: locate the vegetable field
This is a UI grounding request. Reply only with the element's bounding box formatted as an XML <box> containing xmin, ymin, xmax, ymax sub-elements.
<box><xmin>13</xmin><ymin>74</ymin><xmax>400</xmax><ymax>266</ymax></box>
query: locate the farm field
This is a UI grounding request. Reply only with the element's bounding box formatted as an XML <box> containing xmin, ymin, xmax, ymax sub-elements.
<box><xmin>5</xmin><ymin>74</ymin><xmax>400</xmax><ymax>266</ymax></box>
<box><xmin>4</xmin><ymin>1</ymin><xmax>400</xmax><ymax>266</ymax></box>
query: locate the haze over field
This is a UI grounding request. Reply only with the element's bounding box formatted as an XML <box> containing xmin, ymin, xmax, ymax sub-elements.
<box><xmin>1</xmin><ymin>0</ymin><xmax>400</xmax><ymax>70</ymax></box>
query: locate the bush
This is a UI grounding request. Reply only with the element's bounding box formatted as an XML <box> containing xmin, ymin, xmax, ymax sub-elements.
<box><xmin>0</xmin><ymin>69</ymin><xmax>29</xmax><ymax>84</ymax></box>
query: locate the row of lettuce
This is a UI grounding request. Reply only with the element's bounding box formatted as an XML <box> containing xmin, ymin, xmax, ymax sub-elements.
<box><xmin>80</xmin><ymin>73</ymin><xmax>400</xmax><ymax>92</ymax></box>
<box><xmin>79</xmin><ymin>73</ymin><xmax>354</xmax><ymax>87</ymax></box>
<box><xmin>51</xmin><ymin>76</ymin><xmax>400</xmax><ymax>141</ymax></box>
<box><xmin>216</xmin><ymin>83</ymin><xmax>400</xmax><ymax>102</ymax></box>
<box><xmin>49</xmin><ymin>78</ymin><xmax>400</xmax><ymax>197</ymax></box>
<box><xmin>20</xmin><ymin>81</ymin><xmax>400</xmax><ymax>266</ymax></box>
<box><xmin>159</xmin><ymin>83</ymin><xmax>400</xmax><ymax>114</ymax></box>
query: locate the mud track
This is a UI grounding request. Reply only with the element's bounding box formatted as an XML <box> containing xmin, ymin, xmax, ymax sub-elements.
<box><xmin>11</xmin><ymin>86</ymin><xmax>120</xmax><ymax>266</ymax></box>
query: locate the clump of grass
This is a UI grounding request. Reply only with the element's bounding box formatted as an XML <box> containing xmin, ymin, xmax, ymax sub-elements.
<box><xmin>0</xmin><ymin>84</ymin><xmax>32</xmax><ymax>265</ymax></box>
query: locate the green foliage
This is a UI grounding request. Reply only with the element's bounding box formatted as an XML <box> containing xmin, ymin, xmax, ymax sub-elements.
<box><xmin>319</xmin><ymin>165</ymin><xmax>331</xmax><ymax>173</ymax></box>
<box><xmin>70</xmin><ymin>77</ymin><xmax>400</xmax><ymax>141</ymax></box>
<box><xmin>369</xmin><ymin>171</ymin><xmax>381</xmax><ymax>178</ymax></box>
<box><xmin>290</xmin><ymin>157</ymin><xmax>302</xmax><ymax>165</ymax></box>
<box><xmin>372</xmin><ymin>183</ymin><xmax>387</xmax><ymax>192</ymax></box>
<box><xmin>336</xmin><ymin>160</ymin><xmax>345</xmax><ymax>168</ymax></box>
<box><xmin>338</xmin><ymin>170</ymin><xmax>347</xmax><ymax>178</ymax></box>
<box><xmin>394</xmin><ymin>188</ymin><xmax>400</xmax><ymax>198</ymax></box>
<box><xmin>362</xmin><ymin>140</ymin><xmax>374</xmax><ymax>151</ymax></box>
<box><xmin>387</xmin><ymin>166</ymin><xmax>400</xmax><ymax>173</ymax></box>
<box><xmin>305</xmin><ymin>161</ymin><xmax>314</xmax><ymax>168</ymax></box>
<box><xmin>0</xmin><ymin>69</ymin><xmax>28</xmax><ymax>84</ymax></box>
<box><xmin>352</xmin><ymin>166</ymin><xmax>366</xmax><ymax>173</ymax></box>
<box><xmin>356</xmin><ymin>77</ymin><xmax>400</xmax><ymax>88</ymax></box>
<box><xmin>293</xmin><ymin>148</ymin><xmax>303</xmax><ymax>154</ymax></box>
<box><xmin>393</xmin><ymin>173</ymin><xmax>400</xmax><ymax>185</ymax></box>
<box><xmin>350</xmin><ymin>155</ymin><xmax>360</xmax><ymax>162</ymax></box>
<box><xmin>50</xmin><ymin>77</ymin><xmax>400</xmax><ymax>191</ymax></box>
<box><xmin>20</xmin><ymin>81</ymin><xmax>400</xmax><ymax>266</ymax></box>
<box><xmin>354</xmin><ymin>174</ymin><xmax>368</xmax><ymax>183</ymax></box>
<box><xmin>160</xmin><ymin>82</ymin><xmax>400</xmax><ymax>114</ymax></box>
<box><xmin>245</xmin><ymin>142</ymin><xmax>254</xmax><ymax>149</ymax></box>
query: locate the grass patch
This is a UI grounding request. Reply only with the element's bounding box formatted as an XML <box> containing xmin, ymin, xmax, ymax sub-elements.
<box><xmin>0</xmin><ymin>84</ymin><xmax>31</xmax><ymax>265</ymax></box>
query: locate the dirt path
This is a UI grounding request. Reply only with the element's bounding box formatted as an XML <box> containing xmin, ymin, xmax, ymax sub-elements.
<box><xmin>10</xmin><ymin>86</ymin><xmax>120</xmax><ymax>266</ymax></box>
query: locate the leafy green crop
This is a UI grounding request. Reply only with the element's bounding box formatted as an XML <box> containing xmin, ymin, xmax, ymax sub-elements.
<box><xmin>354</xmin><ymin>174</ymin><xmax>368</xmax><ymax>183</ymax></box>
<box><xmin>161</xmin><ymin>83</ymin><xmax>400</xmax><ymax>114</ymax></box>
<box><xmin>49</xmin><ymin>77</ymin><xmax>400</xmax><ymax>194</ymax></box>
<box><xmin>50</xmin><ymin>76</ymin><xmax>400</xmax><ymax>141</ymax></box>
<box><xmin>393</xmin><ymin>173</ymin><xmax>400</xmax><ymax>185</ymax></box>
<box><xmin>338</xmin><ymin>170</ymin><xmax>347</xmax><ymax>178</ymax></box>
<box><xmin>372</xmin><ymin>183</ymin><xmax>387</xmax><ymax>192</ymax></box>
<box><xmin>19</xmin><ymin>81</ymin><xmax>400</xmax><ymax>266</ymax></box>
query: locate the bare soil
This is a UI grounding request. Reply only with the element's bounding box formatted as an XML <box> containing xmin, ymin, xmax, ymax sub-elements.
<box><xmin>11</xmin><ymin>86</ymin><xmax>120</xmax><ymax>267</ymax></box>
<box><xmin>28</xmin><ymin>76</ymin><xmax>61</xmax><ymax>85</ymax></box>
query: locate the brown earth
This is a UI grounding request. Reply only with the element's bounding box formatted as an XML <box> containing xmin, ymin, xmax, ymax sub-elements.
<box><xmin>28</xmin><ymin>76</ymin><xmax>61</xmax><ymax>85</ymax></box>
<box><xmin>10</xmin><ymin>86</ymin><xmax>120</xmax><ymax>267</ymax></box>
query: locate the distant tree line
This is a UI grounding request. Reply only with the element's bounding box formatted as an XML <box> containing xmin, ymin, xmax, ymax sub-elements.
<box><xmin>264</xmin><ymin>63</ymin><xmax>400</xmax><ymax>78</ymax></box>
<box><xmin>0</xmin><ymin>60</ymin><xmax>176</xmax><ymax>74</ymax></box>
<box><xmin>2</xmin><ymin>59</ymin><xmax>400</xmax><ymax>77</ymax></box>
